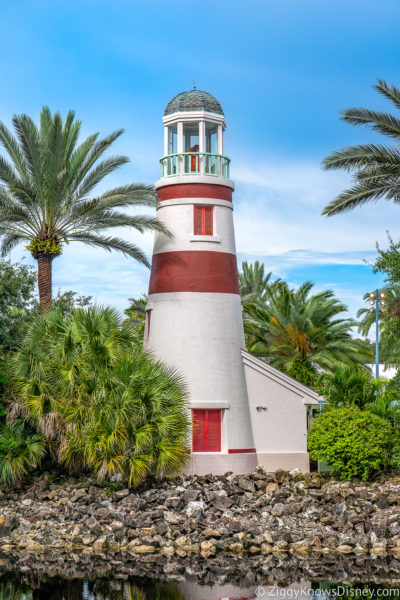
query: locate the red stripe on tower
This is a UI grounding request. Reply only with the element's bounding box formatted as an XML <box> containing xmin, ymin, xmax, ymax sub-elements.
<box><xmin>158</xmin><ymin>183</ymin><xmax>232</xmax><ymax>202</ymax></box>
<box><xmin>148</xmin><ymin>251</ymin><xmax>240</xmax><ymax>294</ymax></box>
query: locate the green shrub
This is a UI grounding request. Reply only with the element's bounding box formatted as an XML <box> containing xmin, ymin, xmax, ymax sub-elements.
<box><xmin>390</xmin><ymin>443</ymin><xmax>400</xmax><ymax>471</ymax></box>
<box><xmin>308</xmin><ymin>406</ymin><xmax>392</xmax><ymax>480</ymax></box>
<box><xmin>10</xmin><ymin>306</ymin><xmax>190</xmax><ymax>486</ymax></box>
<box><xmin>0</xmin><ymin>420</ymin><xmax>45</xmax><ymax>486</ymax></box>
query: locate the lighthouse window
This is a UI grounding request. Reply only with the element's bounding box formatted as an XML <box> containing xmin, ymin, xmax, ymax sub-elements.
<box><xmin>183</xmin><ymin>122</ymin><xmax>199</xmax><ymax>152</ymax></box>
<box><xmin>168</xmin><ymin>125</ymin><xmax>177</xmax><ymax>154</ymax></box>
<box><xmin>205</xmin><ymin>123</ymin><xmax>218</xmax><ymax>154</ymax></box>
<box><xmin>194</xmin><ymin>205</ymin><xmax>213</xmax><ymax>235</ymax></box>
<box><xmin>192</xmin><ymin>409</ymin><xmax>221</xmax><ymax>452</ymax></box>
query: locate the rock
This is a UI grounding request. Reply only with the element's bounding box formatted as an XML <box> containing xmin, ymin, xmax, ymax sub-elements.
<box><xmin>260</xmin><ymin>543</ymin><xmax>273</xmax><ymax>554</ymax></box>
<box><xmin>337</xmin><ymin>545</ymin><xmax>353</xmax><ymax>553</ymax></box>
<box><xmin>93</xmin><ymin>535</ymin><xmax>107</xmax><ymax>552</ymax></box>
<box><xmin>114</xmin><ymin>489</ymin><xmax>129</xmax><ymax>499</ymax></box>
<box><xmin>128</xmin><ymin>544</ymin><xmax>156</xmax><ymax>554</ymax></box>
<box><xmin>237</xmin><ymin>477</ymin><xmax>255</xmax><ymax>493</ymax></box>
<box><xmin>290</xmin><ymin>541</ymin><xmax>310</xmax><ymax>554</ymax></box>
<box><xmin>212</xmin><ymin>495</ymin><xmax>232</xmax><ymax>510</ymax></box>
<box><xmin>229</xmin><ymin>542</ymin><xmax>244</xmax><ymax>553</ymax></box>
<box><xmin>262</xmin><ymin>531</ymin><xmax>273</xmax><ymax>544</ymax></box>
<box><xmin>274</xmin><ymin>540</ymin><xmax>289</xmax><ymax>550</ymax></box>
<box><xmin>184</xmin><ymin>489</ymin><xmax>200</xmax><ymax>503</ymax></box>
<box><xmin>186</xmin><ymin>501</ymin><xmax>206</xmax><ymax>517</ymax></box>
<box><xmin>200</xmin><ymin>540</ymin><xmax>216</xmax><ymax>555</ymax></box>
<box><xmin>274</xmin><ymin>469</ymin><xmax>288</xmax><ymax>484</ymax></box>
<box><xmin>271</xmin><ymin>503</ymin><xmax>286</xmax><ymax>516</ymax></box>
<box><xmin>21</xmin><ymin>499</ymin><xmax>32</xmax><ymax>506</ymax></box>
<box><xmin>265</xmin><ymin>482</ymin><xmax>278</xmax><ymax>497</ymax></box>
<box><xmin>95</xmin><ymin>507</ymin><xmax>109</xmax><ymax>519</ymax></box>
<box><xmin>164</xmin><ymin>511</ymin><xmax>182</xmax><ymax>525</ymax></box>
<box><xmin>204</xmin><ymin>529</ymin><xmax>222</xmax><ymax>539</ymax></box>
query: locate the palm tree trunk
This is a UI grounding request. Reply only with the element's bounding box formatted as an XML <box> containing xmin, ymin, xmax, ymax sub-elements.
<box><xmin>37</xmin><ymin>255</ymin><xmax>53</xmax><ymax>312</ymax></box>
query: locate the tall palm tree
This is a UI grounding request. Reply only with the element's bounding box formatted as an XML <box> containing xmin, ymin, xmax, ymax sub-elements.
<box><xmin>0</xmin><ymin>107</ymin><xmax>166</xmax><ymax>311</ymax></box>
<box><xmin>322</xmin><ymin>80</ymin><xmax>400</xmax><ymax>216</ymax></box>
<box><xmin>244</xmin><ymin>281</ymin><xmax>371</xmax><ymax>376</ymax></box>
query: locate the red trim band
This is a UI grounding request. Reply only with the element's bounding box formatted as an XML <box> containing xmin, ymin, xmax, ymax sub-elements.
<box><xmin>228</xmin><ymin>448</ymin><xmax>257</xmax><ymax>454</ymax></box>
<box><xmin>149</xmin><ymin>251</ymin><xmax>240</xmax><ymax>295</ymax></box>
<box><xmin>158</xmin><ymin>183</ymin><xmax>232</xmax><ymax>202</ymax></box>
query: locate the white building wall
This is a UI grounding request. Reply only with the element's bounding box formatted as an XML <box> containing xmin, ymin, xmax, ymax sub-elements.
<box><xmin>242</xmin><ymin>351</ymin><xmax>319</xmax><ymax>472</ymax></box>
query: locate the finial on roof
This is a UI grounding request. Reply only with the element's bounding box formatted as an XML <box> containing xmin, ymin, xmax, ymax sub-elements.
<box><xmin>193</xmin><ymin>81</ymin><xmax>196</xmax><ymax>89</ymax></box>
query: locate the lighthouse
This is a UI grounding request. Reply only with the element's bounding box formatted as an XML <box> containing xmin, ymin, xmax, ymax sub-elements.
<box><xmin>146</xmin><ymin>88</ymin><xmax>257</xmax><ymax>475</ymax></box>
<box><xmin>146</xmin><ymin>88</ymin><xmax>320</xmax><ymax>475</ymax></box>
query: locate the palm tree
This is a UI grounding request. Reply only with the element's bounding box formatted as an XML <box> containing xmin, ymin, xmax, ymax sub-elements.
<box><xmin>243</xmin><ymin>281</ymin><xmax>372</xmax><ymax>379</ymax></box>
<box><xmin>322</xmin><ymin>79</ymin><xmax>400</xmax><ymax>216</ymax></box>
<box><xmin>318</xmin><ymin>364</ymin><xmax>375</xmax><ymax>408</ymax></box>
<box><xmin>0</xmin><ymin>107</ymin><xmax>166</xmax><ymax>311</ymax></box>
<box><xmin>10</xmin><ymin>305</ymin><xmax>190</xmax><ymax>485</ymax></box>
<box><xmin>239</xmin><ymin>260</ymin><xmax>274</xmax><ymax>301</ymax></box>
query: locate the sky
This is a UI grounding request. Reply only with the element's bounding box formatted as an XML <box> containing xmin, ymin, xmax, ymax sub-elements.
<box><xmin>1</xmin><ymin>0</ymin><xmax>400</xmax><ymax>324</ymax></box>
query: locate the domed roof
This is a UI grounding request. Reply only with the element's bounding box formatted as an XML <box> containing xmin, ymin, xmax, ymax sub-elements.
<box><xmin>164</xmin><ymin>89</ymin><xmax>224</xmax><ymax>116</ymax></box>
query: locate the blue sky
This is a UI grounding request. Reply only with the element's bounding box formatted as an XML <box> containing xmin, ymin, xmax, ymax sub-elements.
<box><xmin>2</xmin><ymin>0</ymin><xmax>400</xmax><ymax>323</ymax></box>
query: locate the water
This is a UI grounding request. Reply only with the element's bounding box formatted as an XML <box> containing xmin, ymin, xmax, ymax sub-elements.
<box><xmin>1</xmin><ymin>575</ymin><xmax>400</xmax><ymax>600</ymax></box>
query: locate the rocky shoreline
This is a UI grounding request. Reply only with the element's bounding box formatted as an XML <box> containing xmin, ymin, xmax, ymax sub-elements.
<box><xmin>1</xmin><ymin>467</ymin><xmax>400</xmax><ymax>567</ymax></box>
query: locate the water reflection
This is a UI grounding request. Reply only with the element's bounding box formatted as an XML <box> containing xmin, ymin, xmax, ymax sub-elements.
<box><xmin>0</xmin><ymin>576</ymin><xmax>399</xmax><ymax>600</ymax></box>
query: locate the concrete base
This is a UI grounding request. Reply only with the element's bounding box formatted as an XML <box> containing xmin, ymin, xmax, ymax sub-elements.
<box><xmin>256</xmin><ymin>452</ymin><xmax>310</xmax><ymax>473</ymax></box>
<box><xmin>184</xmin><ymin>452</ymin><xmax>258</xmax><ymax>476</ymax></box>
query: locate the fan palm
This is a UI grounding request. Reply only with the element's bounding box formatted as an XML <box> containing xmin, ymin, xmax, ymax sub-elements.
<box><xmin>0</xmin><ymin>420</ymin><xmax>45</xmax><ymax>486</ymax></box>
<box><xmin>10</xmin><ymin>305</ymin><xmax>190</xmax><ymax>485</ymax></box>
<box><xmin>244</xmin><ymin>281</ymin><xmax>372</xmax><ymax>375</ymax></box>
<box><xmin>322</xmin><ymin>80</ymin><xmax>400</xmax><ymax>215</ymax></box>
<box><xmin>0</xmin><ymin>106</ymin><xmax>166</xmax><ymax>311</ymax></box>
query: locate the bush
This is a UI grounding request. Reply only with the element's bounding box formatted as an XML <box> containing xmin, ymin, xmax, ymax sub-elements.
<box><xmin>308</xmin><ymin>406</ymin><xmax>392</xmax><ymax>480</ymax></box>
<box><xmin>390</xmin><ymin>443</ymin><xmax>400</xmax><ymax>471</ymax></box>
<box><xmin>0</xmin><ymin>420</ymin><xmax>45</xmax><ymax>486</ymax></box>
<box><xmin>10</xmin><ymin>306</ymin><xmax>190</xmax><ymax>486</ymax></box>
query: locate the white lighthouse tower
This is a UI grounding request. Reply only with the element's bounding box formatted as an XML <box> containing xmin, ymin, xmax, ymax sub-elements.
<box><xmin>146</xmin><ymin>88</ymin><xmax>257</xmax><ymax>475</ymax></box>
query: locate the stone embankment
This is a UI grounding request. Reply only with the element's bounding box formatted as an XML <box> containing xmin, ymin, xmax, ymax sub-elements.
<box><xmin>1</xmin><ymin>467</ymin><xmax>400</xmax><ymax>561</ymax></box>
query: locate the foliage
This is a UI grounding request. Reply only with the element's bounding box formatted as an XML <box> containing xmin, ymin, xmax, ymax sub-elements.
<box><xmin>317</xmin><ymin>365</ymin><xmax>375</xmax><ymax>408</ymax></box>
<box><xmin>0</xmin><ymin>420</ymin><xmax>45</xmax><ymax>486</ymax></box>
<box><xmin>390</xmin><ymin>443</ymin><xmax>400</xmax><ymax>470</ymax></box>
<box><xmin>322</xmin><ymin>79</ymin><xmax>400</xmax><ymax>216</ymax></box>
<box><xmin>27</xmin><ymin>238</ymin><xmax>62</xmax><ymax>258</ymax></box>
<box><xmin>357</xmin><ymin>233</ymin><xmax>400</xmax><ymax>368</ymax></box>
<box><xmin>0</xmin><ymin>260</ymin><xmax>36</xmax><ymax>354</ymax></box>
<box><xmin>239</xmin><ymin>261</ymin><xmax>276</xmax><ymax>302</ymax></box>
<box><xmin>124</xmin><ymin>294</ymin><xmax>147</xmax><ymax>338</ymax></box>
<box><xmin>0</xmin><ymin>106</ymin><xmax>168</xmax><ymax>308</ymax></box>
<box><xmin>308</xmin><ymin>406</ymin><xmax>392</xmax><ymax>480</ymax></box>
<box><xmin>243</xmin><ymin>280</ymin><xmax>372</xmax><ymax>382</ymax></box>
<box><xmin>10</xmin><ymin>306</ymin><xmax>190</xmax><ymax>486</ymax></box>
<box><xmin>373</xmin><ymin>231</ymin><xmax>400</xmax><ymax>285</ymax></box>
<box><xmin>358</xmin><ymin>282</ymin><xmax>400</xmax><ymax>368</ymax></box>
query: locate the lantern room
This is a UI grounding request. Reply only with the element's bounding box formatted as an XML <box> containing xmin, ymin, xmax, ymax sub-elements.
<box><xmin>160</xmin><ymin>88</ymin><xmax>230</xmax><ymax>178</ymax></box>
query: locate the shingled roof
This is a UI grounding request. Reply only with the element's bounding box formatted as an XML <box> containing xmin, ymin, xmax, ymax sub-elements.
<box><xmin>164</xmin><ymin>89</ymin><xmax>224</xmax><ymax>116</ymax></box>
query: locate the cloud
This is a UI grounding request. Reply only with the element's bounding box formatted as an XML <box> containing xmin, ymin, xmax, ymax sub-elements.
<box><xmin>232</xmin><ymin>159</ymin><xmax>400</xmax><ymax>258</ymax></box>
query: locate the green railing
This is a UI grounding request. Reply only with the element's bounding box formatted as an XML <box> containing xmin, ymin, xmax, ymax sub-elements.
<box><xmin>160</xmin><ymin>152</ymin><xmax>230</xmax><ymax>178</ymax></box>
